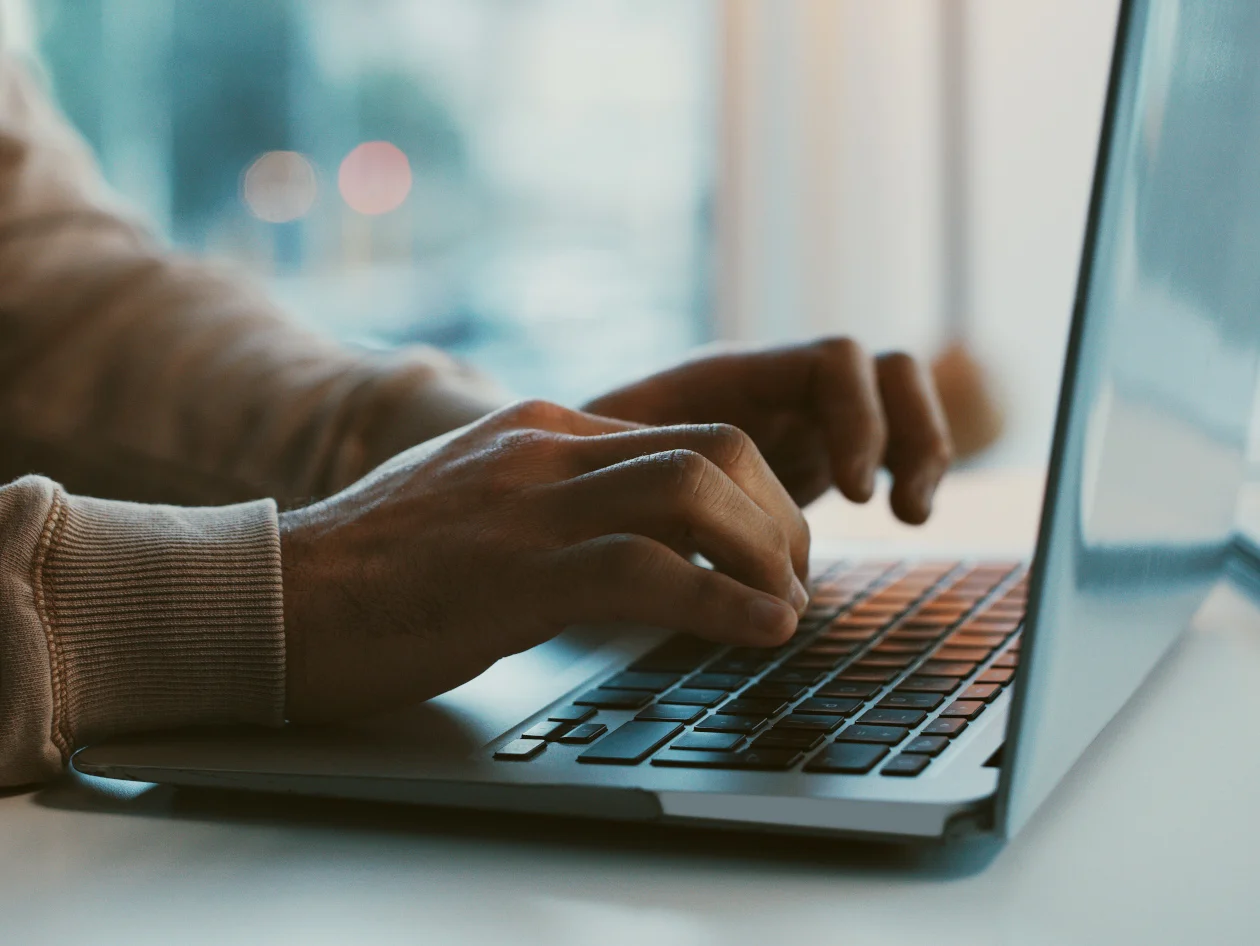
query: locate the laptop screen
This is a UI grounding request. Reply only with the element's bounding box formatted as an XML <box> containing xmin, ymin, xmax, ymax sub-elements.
<box><xmin>998</xmin><ymin>0</ymin><xmax>1260</xmax><ymax>837</ymax></box>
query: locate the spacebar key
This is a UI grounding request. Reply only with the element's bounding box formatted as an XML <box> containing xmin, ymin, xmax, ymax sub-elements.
<box><xmin>577</xmin><ymin>721</ymin><xmax>683</xmax><ymax>765</ymax></box>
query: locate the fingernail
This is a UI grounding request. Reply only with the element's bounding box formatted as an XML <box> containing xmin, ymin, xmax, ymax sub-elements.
<box><xmin>748</xmin><ymin>597</ymin><xmax>796</xmax><ymax>640</ymax></box>
<box><xmin>849</xmin><ymin>458</ymin><xmax>877</xmax><ymax>499</ymax></box>
<box><xmin>790</xmin><ymin>576</ymin><xmax>810</xmax><ymax>613</ymax></box>
<box><xmin>918</xmin><ymin>477</ymin><xmax>938</xmax><ymax>518</ymax></box>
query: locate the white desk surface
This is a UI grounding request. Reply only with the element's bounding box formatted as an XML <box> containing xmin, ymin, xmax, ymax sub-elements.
<box><xmin>5</xmin><ymin>469</ymin><xmax>1260</xmax><ymax>946</ymax></box>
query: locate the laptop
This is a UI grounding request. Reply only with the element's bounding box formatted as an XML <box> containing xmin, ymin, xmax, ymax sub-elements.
<box><xmin>74</xmin><ymin>0</ymin><xmax>1260</xmax><ymax>842</ymax></box>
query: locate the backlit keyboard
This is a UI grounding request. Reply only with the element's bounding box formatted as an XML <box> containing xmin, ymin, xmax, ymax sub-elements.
<box><xmin>493</xmin><ymin>560</ymin><xmax>1027</xmax><ymax>777</ymax></box>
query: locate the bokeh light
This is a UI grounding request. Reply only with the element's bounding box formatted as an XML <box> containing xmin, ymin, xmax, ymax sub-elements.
<box><xmin>338</xmin><ymin>141</ymin><xmax>413</xmax><ymax>215</ymax></box>
<box><xmin>241</xmin><ymin>151</ymin><xmax>318</xmax><ymax>223</ymax></box>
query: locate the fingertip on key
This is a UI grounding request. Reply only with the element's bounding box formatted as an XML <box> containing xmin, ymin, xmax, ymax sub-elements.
<box><xmin>843</xmin><ymin>459</ymin><xmax>877</xmax><ymax>503</ymax></box>
<box><xmin>747</xmin><ymin>596</ymin><xmax>798</xmax><ymax>643</ymax></box>
<box><xmin>790</xmin><ymin>576</ymin><xmax>809</xmax><ymax>613</ymax></box>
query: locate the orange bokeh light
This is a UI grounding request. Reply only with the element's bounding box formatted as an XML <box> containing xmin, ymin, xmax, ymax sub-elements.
<box><xmin>338</xmin><ymin>141</ymin><xmax>412</xmax><ymax>216</ymax></box>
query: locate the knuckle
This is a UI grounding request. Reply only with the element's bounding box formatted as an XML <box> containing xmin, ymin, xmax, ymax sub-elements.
<box><xmin>927</xmin><ymin>436</ymin><xmax>954</xmax><ymax>470</ymax></box>
<box><xmin>766</xmin><ymin>519</ymin><xmax>792</xmax><ymax>562</ymax></box>
<box><xmin>878</xmin><ymin>350</ymin><xmax>918</xmax><ymax>374</ymax></box>
<box><xmin>701</xmin><ymin>422</ymin><xmax>752</xmax><ymax>468</ymax></box>
<box><xmin>659</xmin><ymin>448</ymin><xmax>711</xmax><ymax>496</ymax></box>
<box><xmin>816</xmin><ymin>335</ymin><xmax>864</xmax><ymax>364</ymax></box>
<box><xmin>507</xmin><ymin>397</ymin><xmax>567</xmax><ymax>427</ymax></box>
<box><xmin>603</xmin><ymin>534</ymin><xmax>662</xmax><ymax>575</ymax></box>
<box><xmin>488</xmin><ymin>429</ymin><xmax>564</xmax><ymax>482</ymax></box>
<box><xmin>494</xmin><ymin>428</ymin><xmax>552</xmax><ymax>456</ymax></box>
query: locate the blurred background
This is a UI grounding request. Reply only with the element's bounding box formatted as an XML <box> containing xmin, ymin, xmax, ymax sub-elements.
<box><xmin>27</xmin><ymin>0</ymin><xmax>1123</xmax><ymax>468</ymax></box>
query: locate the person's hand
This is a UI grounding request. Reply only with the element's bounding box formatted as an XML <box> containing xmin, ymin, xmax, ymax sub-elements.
<box><xmin>584</xmin><ymin>339</ymin><xmax>953</xmax><ymax>523</ymax></box>
<box><xmin>279</xmin><ymin>400</ymin><xmax>811</xmax><ymax>722</ymax></box>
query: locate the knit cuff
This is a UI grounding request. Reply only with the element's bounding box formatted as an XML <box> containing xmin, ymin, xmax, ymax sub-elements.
<box><xmin>36</xmin><ymin>489</ymin><xmax>285</xmax><ymax>758</ymax></box>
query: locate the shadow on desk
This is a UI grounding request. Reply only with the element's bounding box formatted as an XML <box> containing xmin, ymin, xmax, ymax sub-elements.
<box><xmin>32</xmin><ymin>773</ymin><xmax>1003</xmax><ymax>880</ymax></box>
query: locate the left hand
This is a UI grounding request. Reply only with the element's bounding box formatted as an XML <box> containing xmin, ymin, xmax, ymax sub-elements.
<box><xmin>585</xmin><ymin>339</ymin><xmax>952</xmax><ymax>524</ymax></box>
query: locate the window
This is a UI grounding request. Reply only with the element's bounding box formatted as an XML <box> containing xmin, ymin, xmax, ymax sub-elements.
<box><xmin>33</xmin><ymin>0</ymin><xmax>716</xmax><ymax>403</ymax></box>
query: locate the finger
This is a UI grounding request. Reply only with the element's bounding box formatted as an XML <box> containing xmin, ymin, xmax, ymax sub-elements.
<box><xmin>548</xmin><ymin>533</ymin><xmax>800</xmax><ymax>646</ymax></box>
<box><xmin>875</xmin><ymin>352</ymin><xmax>953</xmax><ymax>524</ymax></box>
<box><xmin>807</xmin><ymin>338</ymin><xmax>889</xmax><ymax>503</ymax></box>
<box><xmin>550</xmin><ymin>449</ymin><xmax>807</xmax><ymax>609</ymax></box>
<box><xmin>562</xmin><ymin>423</ymin><xmax>811</xmax><ymax>580</ymax></box>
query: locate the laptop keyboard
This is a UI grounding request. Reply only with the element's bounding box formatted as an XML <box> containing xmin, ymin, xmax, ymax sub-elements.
<box><xmin>494</xmin><ymin>560</ymin><xmax>1027</xmax><ymax>777</ymax></box>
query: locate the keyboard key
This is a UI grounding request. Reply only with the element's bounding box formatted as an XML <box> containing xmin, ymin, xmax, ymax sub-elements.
<box><xmin>961</xmin><ymin>683</ymin><xmax>1002</xmax><ymax>702</ymax></box>
<box><xmin>721</xmin><ymin>698</ymin><xmax>788</xmax><ymax>717</ymax></box>
<box><xmin>795</xmin><ymin>697</ymin><xmax>862</xmax><ymax>716</ymax></box>
<box><xmin>897</xmin><ymin>676</ymin><xmax>961</xmax><ymax>694</ymax></box>
<box><xmin>878</xmin><ymin>692</ymin><xmax>943</xmax><ymax>710</ymax></box>
<box><xmin>946</xmin><ymin>632</ymin><xmax>1008</xmax><ymax>649</ymax></box>
<box><xmin>881</xmin><ymin>754</ymin><xmax>931</xmax><ymax>777</ymax></box>
<box><xmin>742</xmin><ymin>682</ymin><xmax>808</xmax><ymax>701</ymax></box>
<box><xmin>890</xmin><ymin>626</ymin><xmax>949</xmax><ymax>639</ymax></box>
<box><xmin>903</xmin><ymin>735</ymin><xmax>949</xmax><ymax>756</ymax></box>
<box><xmin>837</xmin><ymin>669</ymin><xmax>898</xmax><ymax>684</ymax></box>
<box><xmin>871</xmin><ymin>641</ymin><xmax>930</xmax><ymax>655</ymax></box>
<box><xmin>673</xmin><ymin>731</ymin><xmax>744</xmax><ymax>751</ymax></box>
<box><xmin>837</xmin><ymin>725</ymin><xmax>910</xmax><ymax>745</ymax></box>
<box><xmin>660</xmin><ymin>688</ymin><xmax>726</xmax><ymax>707</ymax></box>
<box><xmin>823</xmin><ymin>628</ymin><xmax>881</xmax><ymax>642</ymax></box>
<box><xmin>557</xmin><ymin>722</ymin><xmax>607</xmax><ymax>744</ymax></box>
<box><xmin>737</xmin><ymin>747</ymin><xmax>805</xmax><ymax>769</ymax></box>
<box><xmin>630</xmin><ymin>637</ymin><xmax>722</xmax><ymax>672</ymax></box>
<box><xmin>753</xmin><ymin>730</ymin><xmax>825</xmax><ymax>750</ymax></box>
<box><xmin>652</xmin><ymin>747</ymin><xmax>801</xmax><ymax>770</ymax></box>
<box><xmin>548</xmin><ymin>705</ymin><xmax>596</xmax><ymax>724</ymax></box>
<box><xmin>574</xmin><ymin>688</ymin><xmax>652</xmax><ymax>710</ymax></box>
<box><xmin>942</xmin><ymin>700</ymin><xmax>986</xmax><ymax>719</ymax></box>
<box><xmin>764</xmin><ymin>669</ymin><xmax>827</xmax><ymax>686</ymax></box>
<box><xmin>857</xmin><ymin>708</ymin><xmax>927</xmax><ymax>727</ymax></box>
<box><xmin>707</xmin><ymin>658</ymin><xmax>772</xmax><ymax>675</ymax></box>
<box><xmin>522</xmin><ymin>720</ymin><xmax>572</xmax><ymax>740</ymax></box>
<box><xmin>816</xmin><ymin>680</ymin><xmax>880</xmax><ymax>699</ymax></box>
<box><xmin>897</xmin><ymin>619</ymin><xmax>952</xmax><ymax>631</ymax></box>
<box><xmin>990</xmin><ymin>652</ymin><xmax>1019</xmax><ymax>669</ymax></box>
<box><xmin>934</xmin><ymin>646</ymin><xmax>991</xmax><ymax>662</ymax></box>
<box><xmin>603</xmin><ymin>671</ymin><xmax>681</xmax><ymax>692</ymax></box>
<box><xmin>784</xmin><ymin>655</ymin><xmax>845</xmax><ymax>670</ymax></box>
<box><xmin>922</xmin><ymin>717</ymin><xmax>969</xmax><ymax>737</ymax></box>
<box><xmin>805</xmin><ymin>742</ymin><xmax>889</xmax><ymax>774</ymax></box>
<box><xmin>918</xmin><ymin>660</ymin><xmax>977</xmax><ymax>677</ymax></box>
<box><xmin>801</xmin><ymin>642</ymin><xmax>858</xmax><ymax>656</ymax></box>
<box><xmin>495</xmin><ymin>738</ymin><xmax>545</xmax><ymax>761</ymax></box>
<box><xmin>577</xmin><ymin>721</ymin><xmax>682</xmax><ymax>765</ymax></box>
<box><xmin>636</xmin><ymin>704</ymin><xmax>705</xmax><ymax>723</ymax></box>
<box><xmin>774</xmin><ymin>713</ymin><xmax>845</xmax><ymax>733</ymax></box>
<box><xmin>857</xmin><ymin>655</ymin><xmax>915</xmax><ymax>669</ymax></box>
<box><xmin>685</xmin><ymin>673</ymin><xmax>749</xmax><ymax>690</ymax></box>
<box><xmin>694</xmin><ymin>714</ymin><xmax>765</xmax><ymax>734</ymax></box>
<box><xmin>652</xmin><ymin>750</ymin><xmax>742</xmax><ymax>768</ymax></box>
<box><xmin>978</xmin><ymin>667</ymin><xmax>1015</xmax><ymax>685</ymax></box>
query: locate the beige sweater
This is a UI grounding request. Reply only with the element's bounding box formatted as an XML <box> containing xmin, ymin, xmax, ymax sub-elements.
<box><xmin>0</xmin><ymin>56</ymin><xmax>504</xmax><ymax>786</ymax></box>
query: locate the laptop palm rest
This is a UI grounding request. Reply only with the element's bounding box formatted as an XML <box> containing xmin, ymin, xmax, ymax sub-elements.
<box><xmin>74</xmin><ymin>625</ymin><xmax>661</xmax><ymax>778</ymax></box>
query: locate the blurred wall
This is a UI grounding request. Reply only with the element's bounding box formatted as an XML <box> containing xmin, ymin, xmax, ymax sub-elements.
<box><xmin>717</xmin><ymin>0</ymin><xmax>1120</xmax><ymax>464</ymax></box>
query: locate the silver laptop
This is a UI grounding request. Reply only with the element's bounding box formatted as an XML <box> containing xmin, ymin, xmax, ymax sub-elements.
<box><xmin>74</xmin><ymin>0</ymin><xmax>1260</xmax><ymax>842</ymax></box>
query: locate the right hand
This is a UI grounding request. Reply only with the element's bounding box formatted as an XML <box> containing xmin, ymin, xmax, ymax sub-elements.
<box><xmin>279</xmin><ymin>399</ymin><xmax>812</xmax><ymax>723</ymax></box>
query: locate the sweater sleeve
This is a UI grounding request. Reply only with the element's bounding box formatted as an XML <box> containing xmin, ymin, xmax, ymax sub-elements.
<box><xmin>0</xmin><ymin>55</ymin><xmax>507</xmax><ymax>508</ymax></box>
<box><xmin>0</xmin><ymin>476</ymin><xmax>285</xmax><ymax>787</ymax></box>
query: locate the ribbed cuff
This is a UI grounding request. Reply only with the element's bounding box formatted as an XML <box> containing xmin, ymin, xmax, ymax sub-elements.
<box><xmin>37</xmin><ymin>489</ymin><xmax>285</xmax><ymax>757</ymax></box>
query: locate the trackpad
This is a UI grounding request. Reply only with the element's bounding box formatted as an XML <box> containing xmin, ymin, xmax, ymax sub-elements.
<box><xmin>343</xmin><ymin>625</ymin><xmax>661</xmax><ymax>753</ymax></box>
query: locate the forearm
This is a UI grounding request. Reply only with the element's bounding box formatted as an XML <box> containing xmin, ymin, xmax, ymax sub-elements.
<box><xmin>0</xmin><ymin>56</ymin><xmax>507</xmax><ymax>507</ymax></box>
<box><xmin>0</xmin><ymin>475</ymin><xmax>285</xmax><ymax>787</ymax></box>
